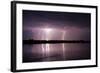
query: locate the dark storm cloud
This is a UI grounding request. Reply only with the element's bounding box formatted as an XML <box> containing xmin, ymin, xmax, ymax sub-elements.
<box><xmin>23</xmin><ymin>10</ymin><xmax>91</xmax><ymax>40</ymax></box>
<box><xmin>23</xmin><ymin>10</ymin><xmax>90</xmax><ymax>28</ymax></box>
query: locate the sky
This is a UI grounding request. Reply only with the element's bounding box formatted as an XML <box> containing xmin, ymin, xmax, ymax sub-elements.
<box><xmin>23</xmin><ymin>10</ymin><xmax>91</xmax><ymax>41</ymax></box>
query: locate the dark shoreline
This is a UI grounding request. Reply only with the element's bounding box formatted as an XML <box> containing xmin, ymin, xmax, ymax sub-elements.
<box><xmin>23</xmin><ymin>40</ymin><xmax>90</xmax><ymax>44</ymax></box>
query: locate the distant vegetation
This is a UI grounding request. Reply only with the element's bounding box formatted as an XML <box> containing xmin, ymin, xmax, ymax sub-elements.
<box><xmin>23</xmin><ymin>39</ymin><xmax>90</xmax><ymax>44</ymax></box>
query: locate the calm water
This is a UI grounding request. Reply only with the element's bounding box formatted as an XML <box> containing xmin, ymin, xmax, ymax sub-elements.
<box><xmin>23</xmin><ymin>43</ymin><xmax>90</xmax><ymax>63</ymax></box>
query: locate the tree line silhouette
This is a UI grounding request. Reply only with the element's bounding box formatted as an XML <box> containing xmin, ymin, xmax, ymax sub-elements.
<box><xmin>23</xmin><ymin>39</ymin><xmax>90</xmax><ymax>44</ymax></box>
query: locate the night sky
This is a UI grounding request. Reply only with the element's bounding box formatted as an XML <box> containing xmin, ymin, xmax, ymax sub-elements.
<box><xmin>23</xmin><ymin>10</ymin><xmax>91</xmax><ymax>63</ymax></box>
